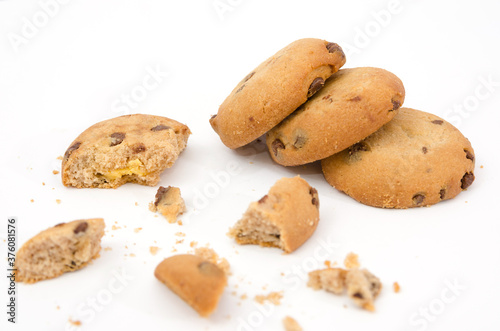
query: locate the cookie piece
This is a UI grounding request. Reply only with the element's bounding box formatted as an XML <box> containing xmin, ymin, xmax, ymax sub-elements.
<box><xmin>210</xmin><ymin>38</ymin><xmax>346</xmax><ymax>149</ymax></box>
<box><xmin>62</xmin><ymin>114</ymin><xmax>191</xmax><ymax>188</ymax></box>
<box><xmin>283</xmin><ymin>316</ymin><xmax>303</xmax><ymax>331</ymax></box>
<box><xmin>307</xmin><ymin>267</ymin><xmax>382</xmax><ymax>311</ymax></box>
<box><xmin>149</xmin><ymin>186</ymin><xmax>186</xmax><ymax>223</ymax></box>
<box><xmin>16</xmin><ymin>219</ymin><xmax>105</xmax><ymax>283</ymax></box>
<box><xmin>228</xmin><ymin>176</ymin><xmax>319</xmax><ymax>253</ymax></box>
<box><xmin>266</xmin><ymin>67</ymin><xmax>405</xmax><ymax>166</ymax></box>
<box><xmin>322</xmin><ymin>107</ymin><xmax>475</xmax><ymax>208</ymax></box>
<box><xmin>154</xmin><ymin>254</ymin><xmax>227</xmax><ymax>317</ymax></box>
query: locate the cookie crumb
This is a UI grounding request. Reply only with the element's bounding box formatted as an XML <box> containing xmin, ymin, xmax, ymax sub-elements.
<box><xmin>283</xmin><ymin>316</ymin><xmax>303</xmax><ymax>331</ymax></box>
<box><xmin>111</xmin><ymin>225</ymin><xmax>121</xmax><ymax>230</ymax></box>
<box><xmin>134</xmin><ymin>227</ymin><xmax>142</xmax><ymax>233</ymax></box>
<box><xmin>177</xmin><ymin>220</ymin><xmax>183</xmax><ymax>226</ymax></box>
<box><xmin>103</xmin><ymin>247</ymin><xmax>112</xmax><ymax>251</ymax></box>
<box><xmin>393</xmin><ymin>282</ymin><xmax>400</xmax><ymax>293</ymax></box>
<box><xmin>135</xmin><ymin>202</ymin><xmax>139</xmax><ymax>206</ymax></box>
<box><xmin>53</xmin><ymin>170</ymin><xmax>60</xmax><ymax>175</ymax></box>
<box><xmin>344</xmin><ymin>252</ymin><xmax>360</xmax><ymax>269</ymax></box>
<box><xmin>240</xmin><ymin>294</ymin><xmax>247</xmax><ymax>300</ymax></box>
<box><xmin>175</xmin><ymin>239</ymin><xmax>184</xmax><ymax>244</ymax></box>
<box><xmin>30</xmin><ymin>199</ymin><xmax>34</xmax><ymax>203</ymax></box>
<box><xmin>57</xmin><ymin>156</ymin><xmax>63</xmax><ymax>160</ymax></box>
<box><xmin>56</xmin><ymin>305</ymin><xmax>60</xmax><ymax>310</ymax></box>
<box><xmin>175</xmin><ymin>232</ymin><xmax>186</xmax><ymax>237</ymax></box>
<box><xmin>56</xmin><ymin>199</ymin><xmax>61</xmax><ymax>204</ymax></box>
<box><xmin>42</xmin><ymin>182</ymin><xmax>45</xmax><ymax>186</ymax></box>
<box><xmin>190</xmin><ymin>241</ymin><xmax>198</xmax><ymax>248</ymax></box>
<box><xmin>68</xmin><ymin>318</ymin><xmax>82</xmax><ymax>326</ymax></box>
<box><xmin>254</xmin><ymin>291</ymin><xmax>283</xmax><ymax>305</ymax></box>
<box><xmin>149</xmin><ymin>246</ymin><xmax>159</xmax><ymax>255</ymax></box>
<box><xmin>149</xmin><ymin>186</ymin><xmax>186</xmax><ymax>223</ymax></box>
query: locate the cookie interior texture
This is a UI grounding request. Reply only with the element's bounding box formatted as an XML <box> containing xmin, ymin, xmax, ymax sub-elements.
<box><xmin>228</xmin><ymin>176</ymin><xmax>319</xmax><ymax>253</ymax></box>
<box><xmin>321</xmin><ymin>107</ymin><xmax>475</xmax><ymax>208</ymax></box>
<box><xmin>62</xmin><ymin>114</ymin><xmax>191</xmax><ymax>188</ymax></box>
<box><xmin>210</xmin><ymin>38</ymin><xmax>346</xmax><ymax>149</ymax></box>
<box><xmin>266</xmin><ymin>67</ymin><xmax>405</xmax><ymax>166</ymax></box>
<box><xmin>154</xmin><ymin>254</ymin><xmax>227</xmax><ymax>317</ymax></box>
<box><xmin>308</xmin><ymin>267</ymin><xmax>382</xmax><ymax>311</ymax></box>
<box><xmin>15</xmin><ymin>218</ymin><xmax>105</xmax><ymax>283</ymax></box>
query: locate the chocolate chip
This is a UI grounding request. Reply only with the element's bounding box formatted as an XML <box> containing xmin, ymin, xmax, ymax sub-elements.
<box><xmin>293</xmin><ymin>135</ymin><xmax>307</xmax><ymax>149</ymax></box>
<box><xmin>132</xmin><ymin>143</ymin><xmax>146</xmax><ymax>153</ymax></box>
<box><xmin>151</xmin><ymin>124</ymin><xmax>171</xmax><ymax>132</ymax></box>
<box><xmin>249</xmin><ymin>116</ymin><xmax>254</xmax><ymax>122</ymax></box>
<box><xmin>412</xmin><ymin>194</ymin><xmax>425</xmax><ymax>205</ymax></box>
<box><xmin>326</xmin><ymin>42</ymin><xmax>342</xmax><ymax>54</ymax></box>
<box><xmin>422</xmin><ymin>147</ymin><xmax>428</xmax><ymax>154</ymax></box>
<box><xmin>154</xmin><ymin>186</ymin><xmax>171</xmax><ymax>206</ymax></box>
<box><xmin>349</xmin><ymin>96</ymin><xmax>362</xmax><ymax>102</ymax></box>
<box><xmin>242</xmin><ymin>71</ymin><xmax>255</xmax><ymax>83</ymax></box>
<box><xmin>308</xmin><ymin>77</ymin><xmax>325</xmax><ymax>98</ymax></box>
<box><xmin>461</xmin><ymin>172</ymin><xmax>475</xmax><ymax>190</ymax></box>
<box><xmin>110</xmin><ymin>132</ymin><xmax>125</xmax><ymax>146</ymax></box>
<box><xmin>391</xmin><ymin>99</ymin><xmax>401</xmax><ymax>111</ymax></box>
<box><xmin>272</xmin><ymin>234</ymin><xmax>281</xmax><ymax>239</ymax></box>
<box><xmin>198</xmin><ymin>261</ymin><xmax>219</xmax><ymax>275</ymax></box>
<box><xmin>210</xmin><ymin>114</ymin><xmax>217</xmax><ymax>120</ymax></box>
<box><xmin>271</xmin><ymin>139</ymin><xmax>285</xmax><ymax>156</ymax></box>
<box><xmin>439</xmin><ymin>188</ymin><xmax>446</xmax><ymax>200</ymax></box>
<box><xmin>352</xmin><ymin>292</ymin><xmax>364</xmax><ymax>299</ymax></box>
<box><xmin>258</xmin><ymin>195</ymin><xmax>268</xmax><ymax>204</ymax></box>
<box><xmin>431</xmin><ymin>120</ymin><xmax>443</xmax><ymax>125</ymax></box>
<box><xmin>64</xmin><ymin>142</ymin><xmax>81</xmax><ymax>160</ymax></box>
<box><xmin>309</xmin><ymin>187</ymin><xmax>319</xmax><ymax>208</ymax></box>
<box><xmin>73</xmin><ymin>222</ymin><xmax>88</xmax><ymax>234</ymax></box>
<box><xmin>236</xmin><ymin>84</ymin><xmax>246</xmax><ymax>93</ymax></box>
<box><xmin>349</xmin><ymin>142</ymin><xmax>369</xmax><ymax>155</ymax></box>
<box><xmin>71</xmin><ymin>261</ymin><xmax>76</xmax><ymax>266</ymax></box>
<box><xmin>464</xmin><ymin>149</ymin><xmax>475</xmax><ymax>162</ymax></box>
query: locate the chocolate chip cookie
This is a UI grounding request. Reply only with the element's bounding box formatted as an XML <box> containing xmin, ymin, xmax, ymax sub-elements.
<box><xmin>228</xmin><ymin>176</ymin><xmax>319</xmax><ymax>253</ymax></box>
<box><xmin>16</xmin><ymin>218</ymin><xmax>105</xmax><ymax>283</ymax></box>
<box><xmin>266</xmin><ymin>67</ymin><xmax>405</xmax><ymax>166</ymax></box>
<box><xmin>154</xmin><ymin>254</ymin><xmax>227</xmax><ymax>317</ymax></box>
<box><xmin>62</xmin><ymin>114</ymin><xmax>191</xmax><ymax>188</ymax></box>
<box><xmin>210</xmin><ymin>38</ymin><xmax>346</xmax><ymax>149</ymax></box>
<box><xmin>322</xmin><ymin>107</ymin><xmax>475</xmax><ymax>208</ymax></box>
<box><xmin>149</xmin><ymin>186</ymin><xmax>186</xmax><ymax>223</ymax></box>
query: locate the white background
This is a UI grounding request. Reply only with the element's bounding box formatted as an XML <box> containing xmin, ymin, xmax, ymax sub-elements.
<box><xmin>1</xmin><ymin>0</ymin><xmax>499</xmax><ymax>330</ymax></box>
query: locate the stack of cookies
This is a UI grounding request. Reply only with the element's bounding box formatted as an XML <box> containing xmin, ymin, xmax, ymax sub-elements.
<box><xmin>210</xmin><ymin>38</ymin><xmax>475</xmax><ymax>208</ymax></box>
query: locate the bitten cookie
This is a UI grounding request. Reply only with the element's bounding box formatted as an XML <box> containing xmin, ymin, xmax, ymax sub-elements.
<box><xmin>321</xmin><ymin>107</ymin><xmax>475</xmax><ymax>208</ymax></box>
<box><xmin>154</xmin><ymin>254</ymin><xmax>227</xmax><ymax>317</ymax></box>
<box><xmin>149</xmin><ymin>186</ymin><xmax>186</xmax><ymax>223</ymax></box>
<box><xmin>16</xmin><ymin>219</ymin><xmax>105</xmax><ymax>283</ymax></box>
<box><xmin>62</xmin><ymin>114</ymin><xmax>191</xmax><ymax>188</ymax></box>
<box><xmin>228</xmin><ymin>176</ymin><xmax>319</xmax><ymax>253</ymax></box>
<box><xmin>266</xmin><ymin>67</ymin><xmax>405</xmax><ymax>166</ymax></box>
<box><xmin>210</xmin><ymin>38</ymin><xmax>346</xmax><ymax>149</ymax></box>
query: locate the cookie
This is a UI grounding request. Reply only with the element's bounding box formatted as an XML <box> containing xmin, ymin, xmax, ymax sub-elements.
<box><xmin>308</xmin><ymin>267</ymin><xmax>382</xmax><ymax>311</ymax></box>
<box><xmin>321</xmin><ymin>107</ymin><xmax>475</xmax><ymax>208</ymax></box>
<box><xmin>154</xmin><ymin>254</ymin><xmax>227</xmax><ymax>317</ymax></box>
<box><xmin>62</xmin><ymin>114</ymin><xmax>191</xmax><ymax>188</ymax></box>
<box><xmin>228</xmin><ymin>176</ymin><xmax>319</xmax><ymax>253</ymax></box>
<box><xmin>266</xmin><ymin>67</ymin><xmax>405</xmax><ymax>166</ymax></box>
<box><xmin>210</xmin><ymin>38</ymin><xmax>346</xmax><ymax>149</ymax></box>
<box><xmin>16</xmin><ymin>218</ymin><xmax>105</xmax><ymax>283</ymax></box>
<box><xmin>149</xmin><ymin>186</ymin><xmax>186</xmax><ymax>223</ymax></box>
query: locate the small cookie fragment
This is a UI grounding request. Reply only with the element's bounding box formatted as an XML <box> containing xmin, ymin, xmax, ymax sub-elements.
<box><xmin>154</xmin><ymin>254</ymin><xmax>227</xmax><ymax>317</ymax></box>
<box><xmin>228</xmin><ymin>176</ymin><xmax>320</xmax><ymax>253</ymax></box>
<box><xmin>322</xmin><ymin>108</ymin><xmax>475</xmax><ymax>208</ymax></box>
<box><xmin>254</xmin><ymin>291</ymin><xmax>283</xmax><ymax>305</ymax></box>
<box><xmin>393</xmin><ymin>282</ymin><xmax>401</xmax><ymax>293</ymax></box>
<box><xmin>283</xmin><ymin>316</ymin><xmax>303</xmax><ymax>331</ymax></box>
<box><xmin>62</xmin><ymin>114</ymin><xmax>190</xmax><ymax>188</ymax></box>
<box><xmin>16</xmin><ymin>219</ymin><xmax>105</xmax><ymax>283</ymax></box>
<box><xmin>344</xmin><ymin>252</ymin><xmax>360</xmax><ymax>269</ymax></box>
<box><xmin>149</xmin><ymin>186</ymin><xmax>186</xmax><ymax>223</ymax></box>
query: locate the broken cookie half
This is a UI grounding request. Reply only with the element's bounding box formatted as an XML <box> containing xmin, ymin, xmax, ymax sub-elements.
<box><xmin>62</xmin><ymin>114</ymin><xmax>191</xmax><ymax>188</ymax></box>
<box><xmin>154</xmin><ymin>254</ymin><xmax>227</xmax><ymax>317</ymax></box>
<box><xmin>16</xmin><ymin>218</ymin><xmax>105</xmax><ymax>283</ymax></box>
<box><xmin>228</xmin><ymin>176</ymin><xmax>320</xmax><ymax>253</ymax></box>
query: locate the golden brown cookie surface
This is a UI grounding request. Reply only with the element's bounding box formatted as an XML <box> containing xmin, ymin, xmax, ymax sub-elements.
<box><xmin>322</xmin><ymin>108</ymin><xmax>475</xmax><ymax>208</ymax></box>
<box><xmin>210</xmin><ymin>38</ymin><xmax>346</xmax><ymax>149</ymax></box>
<box><xmin>266</xmin><ymin>67</ymin><xmax>405</xmax><ymax>166</ymax></box>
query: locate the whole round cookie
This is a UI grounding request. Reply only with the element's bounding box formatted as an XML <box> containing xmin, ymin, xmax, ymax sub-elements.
<box><xmin>62</xmin><ymin>114</ymin><xmax>191</xmax><ymax>188</ymax></box>
<box><xmin>266</xmin><ymin>67</ymin><xmax>405</xmax><ymax>166</ymax></box>
<box><xmin>210</xmin><ymin>38</ymin><xmax>346</xmax><ymax>149</ymax></box>
<box><xmin>321</xmin><ymin>108</ymin><xmax>475</xmax><ymax>208</ymax></box>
